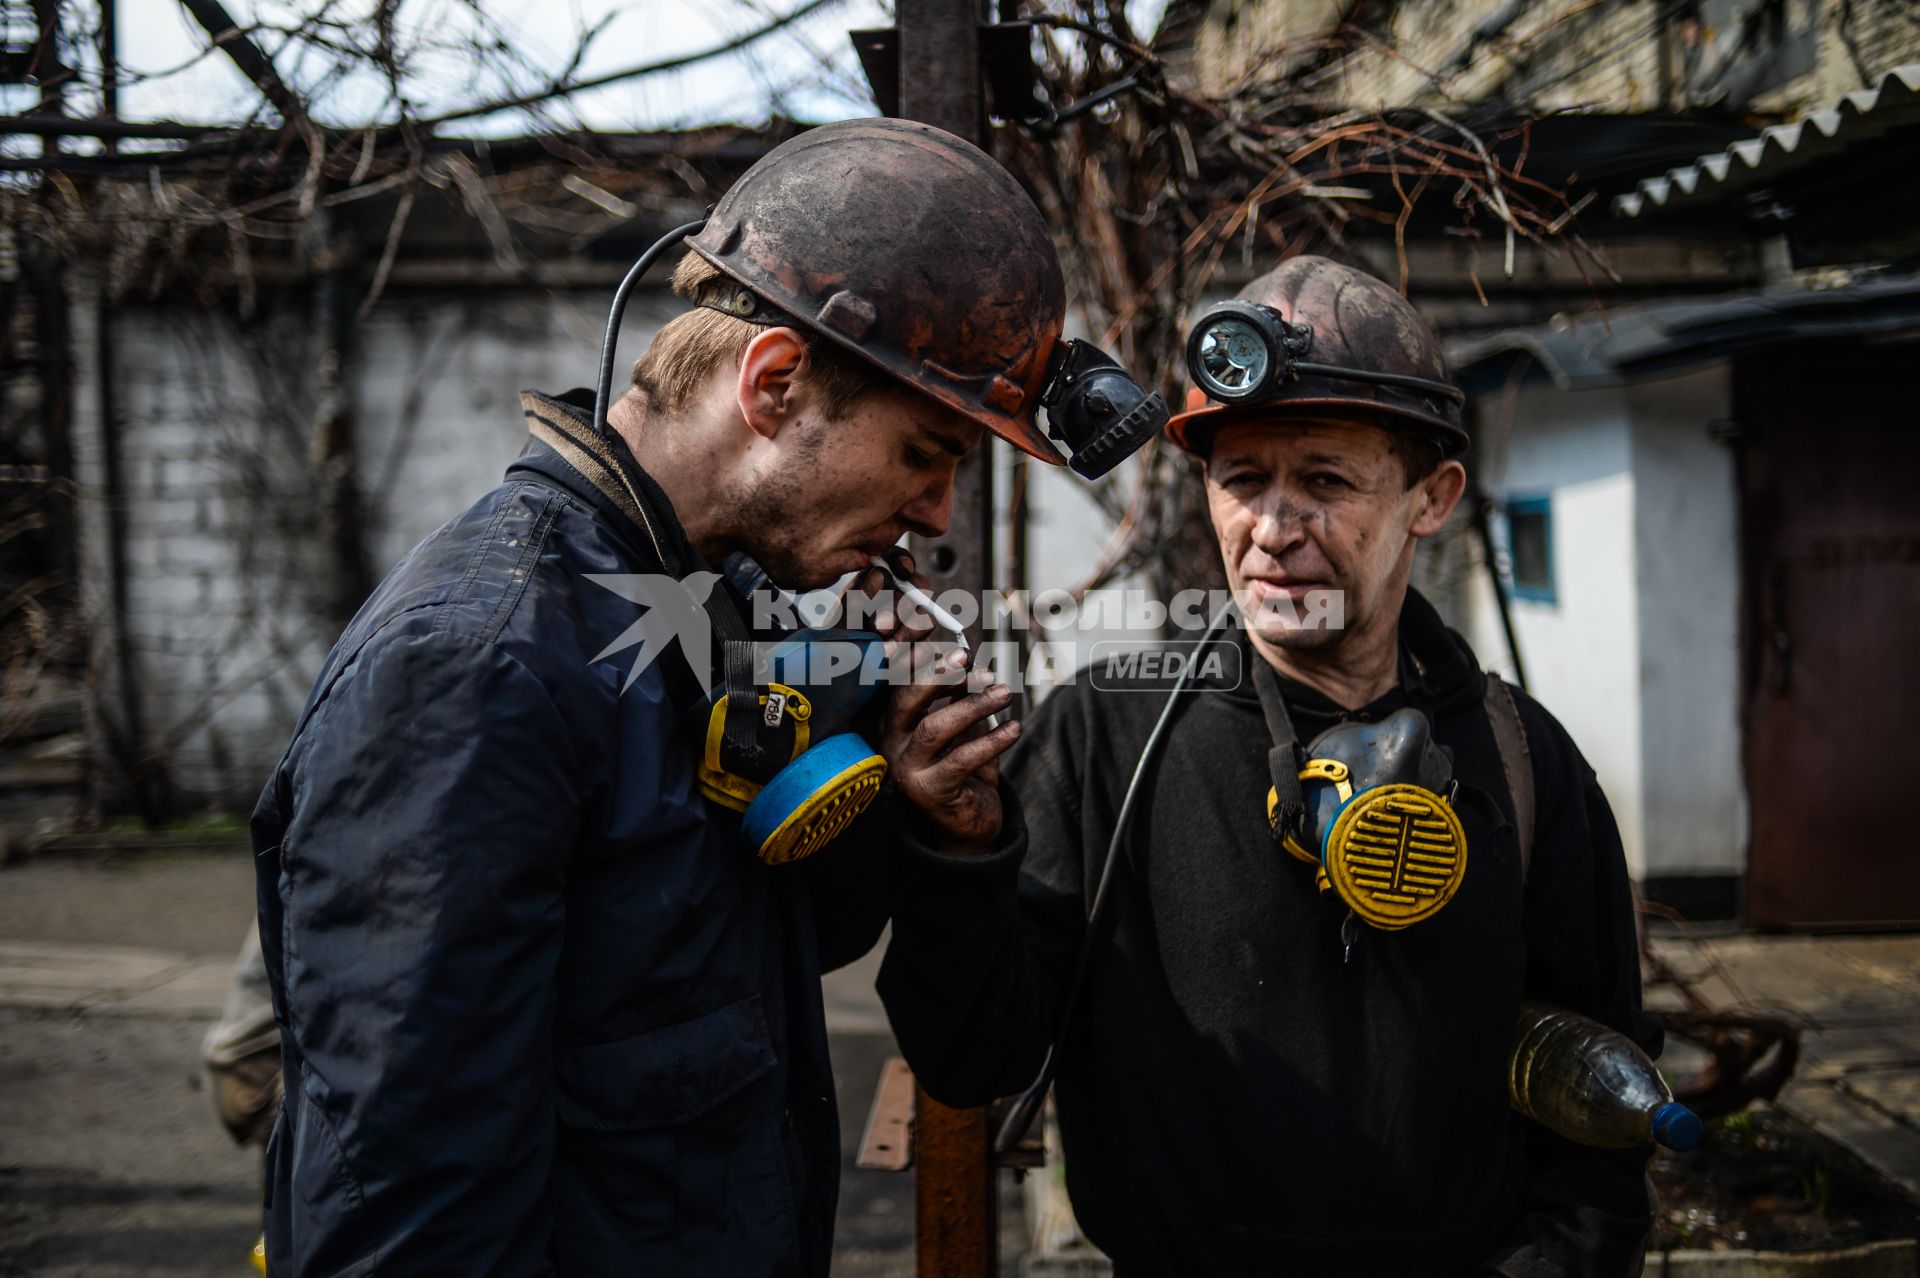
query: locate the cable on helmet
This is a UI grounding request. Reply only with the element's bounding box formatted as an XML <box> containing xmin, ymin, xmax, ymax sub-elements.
<box><xmin>594</xmin><ymin>218</ymin><xmax>708</xmax><ymax>440</ymax></box>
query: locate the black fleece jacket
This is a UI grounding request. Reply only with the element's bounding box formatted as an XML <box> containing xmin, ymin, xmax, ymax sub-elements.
<box><xmin>878</xmin><ymin>591</ymin><xmax>1656</xmax><ymax>1277</ymax></box>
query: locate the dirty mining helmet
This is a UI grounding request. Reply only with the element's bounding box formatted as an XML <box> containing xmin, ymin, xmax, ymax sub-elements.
<box><xmin>1168</xmin><ymin>256</ymin><xmax>1468</xmax><ymax>457</ymax></box>
<box><xmin>683</xmin><ymin>118</ymin><xmax>1166</xmax><ymax>479</ymax></box>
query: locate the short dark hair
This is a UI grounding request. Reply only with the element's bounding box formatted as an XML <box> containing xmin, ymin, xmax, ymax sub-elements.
<box><xmin>1386</xmin><ymin>429</ymin><xmax>1445</xmax><ymax>490</ymax></box>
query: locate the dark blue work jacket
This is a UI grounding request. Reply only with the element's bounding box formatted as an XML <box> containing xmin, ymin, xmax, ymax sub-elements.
<box><xmin>251</xmin><ymin>389</ymin><xmax>889</xmax><ymax>1276</ymax></box>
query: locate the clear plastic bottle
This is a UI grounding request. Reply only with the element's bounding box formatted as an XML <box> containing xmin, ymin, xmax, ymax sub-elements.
<box><xmin>1508</xmin><ymin>1001</ymin><xmax>1702</xmax><ymax>1151</ymax></box>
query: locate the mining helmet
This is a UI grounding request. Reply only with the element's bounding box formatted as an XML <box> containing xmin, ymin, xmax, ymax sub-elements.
<box><xmin>683</xmin><ymin>119</ymin><xmax>1164</xmax><ymax>478</ymax></box>
<box><xmin>1168</xmin><ymin>256</ymin><xmax>1467</xmax><ymax>457</ymax></box>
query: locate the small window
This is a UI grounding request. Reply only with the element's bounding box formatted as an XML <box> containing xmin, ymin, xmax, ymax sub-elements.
<box><xmin>1503</xmin><ymin>495</ymin><xmax>1556</xmax><ymax>605</ymax></box>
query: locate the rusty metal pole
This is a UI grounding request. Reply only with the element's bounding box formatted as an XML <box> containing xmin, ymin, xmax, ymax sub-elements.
<box><xmin>895</xmin><ymin>2</ymin><xmax>998</xmax><ymax>1275</ymax></box>
<box><xmin>898</xmin><ymin>0</ymin><xmax>992</xmax><ymax>637</ymax></box>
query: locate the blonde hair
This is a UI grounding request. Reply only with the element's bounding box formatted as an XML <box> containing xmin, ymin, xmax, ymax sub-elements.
<box><xmin>628</xmin><ymin>253</ymin><xmax>895</xmax><ymax>421</ymax></box>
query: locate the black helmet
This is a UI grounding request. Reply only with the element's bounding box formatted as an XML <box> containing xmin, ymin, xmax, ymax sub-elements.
<box><xmin>1169</xmin><ymin>256</ymin><xmax>1466</xmax><ymax>457</ymax></box>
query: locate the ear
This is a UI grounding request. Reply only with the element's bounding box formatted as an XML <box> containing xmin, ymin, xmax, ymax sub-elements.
<box><xmin>1409</xmin><ymin>458</ymin><xmax>1468</xmax><ymax>538</ymax></box>
<box><xmin>737</xmin><ymin>327</ymin><xmax>813</xmax><ymax>441</ymax></box>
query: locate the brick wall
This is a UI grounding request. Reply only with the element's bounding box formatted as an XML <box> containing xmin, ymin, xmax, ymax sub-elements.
<box><xmin>1182</xmin><ymin>0</ymin><xmax>1920</xmax><ymax>116</ymax></box>
<box><xmin>71</xmin><ymin>284</ymin><xmax>673</xmax><ymax>809</ymax></box>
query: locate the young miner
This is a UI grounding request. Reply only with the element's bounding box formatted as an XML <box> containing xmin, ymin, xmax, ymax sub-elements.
<box><xmin>249</xmin><ymin>120</ymin><xmax>1148</xmax><ymax>1275</ymax></box>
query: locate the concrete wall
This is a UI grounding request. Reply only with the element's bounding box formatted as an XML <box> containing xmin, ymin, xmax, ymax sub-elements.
<box><xmin>352</xmin><ymin>291</ymin><xmax>674</xmax><ymax>571</ymax></box>
<box><xmin>1459</xmin><ymin>366</ymin><xmax>1745</xmax><ymax>883</ymax></box>
<box><xmin>72</xmin><ymin>298</ymin><xmax>338</xmax><ymax>807</ymax></box>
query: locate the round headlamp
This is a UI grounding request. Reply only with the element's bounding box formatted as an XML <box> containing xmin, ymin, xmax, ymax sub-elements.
<box><xmin>1190</xmin><ymin>299</ymin><xmax>1313</xmax><ymax>399</ymax></box>
<box><xmin>1184</xmin><ymin>301</ymin><xmax>1311</xmax><ymax>405</ymax></box>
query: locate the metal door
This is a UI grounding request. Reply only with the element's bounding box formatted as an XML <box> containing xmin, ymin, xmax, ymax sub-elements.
<box><xmin>1738</xmin><ymin>349</ymin><xmax>1920</xmax><ymax>928</ymax></box>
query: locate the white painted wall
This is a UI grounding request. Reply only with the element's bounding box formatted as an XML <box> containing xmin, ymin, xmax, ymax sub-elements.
<box><xmin>1460</xmin><ymin>367</ymin><xmax>1746</xmax><ymax>882</ymax></box>
<box><xmin>354</xmin><ymin>290</ymin><xmax>676</xmax><ymax>571</ymax></box>
<box><xmin>1627</xmin><ymin>365</ymin><xmax>1744</xmax><ymax>877</ymax></box>
<box><xmin>72</xmin><ymin>298</ymin><xmax>340</xmax><ymax>806</ymax></box>
<box><xmin>1462</xmin><ymin>383</ymin><xmax>1648</xmax><ymax>877</ymax></box>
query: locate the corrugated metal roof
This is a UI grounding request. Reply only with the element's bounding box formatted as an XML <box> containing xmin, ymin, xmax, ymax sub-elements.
<box><xmin>1613</xmin><ymin>64</ymin><xmax>1920</xmax><ymax>219</ymax></box>
<box><xmin>1448</xmin><ymin>272</ymin><xmax>1920</xmax><ymax>389</ymax></box>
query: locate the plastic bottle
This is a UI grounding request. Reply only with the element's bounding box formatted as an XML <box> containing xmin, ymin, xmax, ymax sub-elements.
<box><xmin>1508</xmin><ymin>1001</ymin><xmax>1703</xmax><ymax>1151</ymax></box>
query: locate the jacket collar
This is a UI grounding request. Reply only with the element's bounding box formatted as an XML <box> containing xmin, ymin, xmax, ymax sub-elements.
<box><xmin>1221</xmin><ymin>587</ymin><xmax>1487</xmax><ymax>726</ymax></box>
<box><xmin>510</xmin><ymin>388</ymin><xmax>703</xmax><ymax>575</ymax></box>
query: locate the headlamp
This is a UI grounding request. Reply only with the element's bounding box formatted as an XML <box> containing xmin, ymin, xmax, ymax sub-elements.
<box><xmin>1183</xmin><ymin>300</ymin><xmax>1466</xmax><ymax>411</ymax></box>
<box><xmin>1185</xmin><ymin>301</ymin><xmax>1314</xmax><ymax>404</ymax></box>
<box><xmin>1038</xmin><ymin>339</ymin><xmax>1169</xmax><ymax>479</ymax></box>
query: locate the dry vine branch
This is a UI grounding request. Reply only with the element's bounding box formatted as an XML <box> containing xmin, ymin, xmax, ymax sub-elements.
<box><xmin>995</xmin><ymin>0</ymin><xmax>1607</xmax><ymax>602</ymax></box>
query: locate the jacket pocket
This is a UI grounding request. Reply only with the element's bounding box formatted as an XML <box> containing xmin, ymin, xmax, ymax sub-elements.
<box><xmin>555</xmin><ymin>996</ymin><xmax>778</xmax><ymax>1130</ymax></box>
<box><xmin>550</xmin><ymin>996</ymin><xmax>801</xmax><ymax>1274</ymax></box>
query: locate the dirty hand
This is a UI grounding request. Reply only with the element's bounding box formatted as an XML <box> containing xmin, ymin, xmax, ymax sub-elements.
<box><xmin>846</xmin><ymin>550</ymin><xmax>1019</xmax><ymax>849</ymax></box>
<box><xmin>882</xmin><ymin>646</ymin><xmax>1019</xmax><ymax>850</ymax></box>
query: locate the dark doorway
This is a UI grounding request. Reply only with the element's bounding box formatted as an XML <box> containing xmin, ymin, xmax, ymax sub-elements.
<box><xmin>1737</xmin><ymin>347</ymin><xmax>1920</xmax><ymax>928</ymax></box>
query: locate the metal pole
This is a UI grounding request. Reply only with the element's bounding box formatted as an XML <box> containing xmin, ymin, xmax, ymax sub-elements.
<box><xmin>1472</xmin><ymin>493</ymin><xmax>1529</xmax><ymax>693</ymax></box>
<box><xmin>898</xmin><ymin>0</ymin><xmax>991</xmax><ymax>651</ymax></box>
<box><xmin>31</xmin><ymin>0</ymin><xmax>68</xmax><ymax>155</ymax></box>
<box><xmin>894</xmin><ymin>3</ymin><xmax>998</xmax><ymax>1275</ymax></box>
<box><xmin>99</xmin><ymin>0</ymin><xmax>117</xmax><ymax>155</ymax></box>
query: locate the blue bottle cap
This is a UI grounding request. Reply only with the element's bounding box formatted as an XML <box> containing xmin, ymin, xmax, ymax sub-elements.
<box><xmin>1652</xmin><ymin>1102</ymin><xmax>1703</xmax><ymax>1151</ymax></box>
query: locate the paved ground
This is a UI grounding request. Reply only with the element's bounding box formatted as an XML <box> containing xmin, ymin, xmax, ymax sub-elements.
<box><xmin>0</xmin><ymin>852</ymin><xmax>261</xmax><ymax>1277</ymax></box>
<box><xmin>0</xmin><ymin>849</ymin><xmax>1023</xmax><ymax>1277</ymax></box>
<box><xmin>1647</xmin><ymin>931</ymin><xmax>1920</xmax><ymax>1200</ymax></box>
<box><xmin>6</xmin><ymin>848</ymin><xmax>1918</xmax><ymax>1275</ymax></box>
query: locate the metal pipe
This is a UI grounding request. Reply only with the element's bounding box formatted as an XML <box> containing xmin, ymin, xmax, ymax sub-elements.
<box><xmin>1473</xmin><ymin>492</ymin><xmax>1529</xmax><ymax>693</ymax></box>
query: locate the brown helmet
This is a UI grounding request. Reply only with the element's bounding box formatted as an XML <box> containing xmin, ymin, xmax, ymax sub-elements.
<box><xmin>1166</xmin><ymin>256</ymin><xmax>1467</xmax><ymax>457</ymax></box>
<box><xmin>686</xmin><ymin>118</ymin><xmax>1069</xmax><ymax>464</ymax></box>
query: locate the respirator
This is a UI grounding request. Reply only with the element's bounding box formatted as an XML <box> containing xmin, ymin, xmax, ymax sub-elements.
<box><xmin>689</xmin><ymin>627</ymin><xmax>891</xmax><ymax>866</ymax></box>
<box><xmin>1268</xmin><ymin>708</ymin><xmax>1469</xmax><ymax>931</ymax></box>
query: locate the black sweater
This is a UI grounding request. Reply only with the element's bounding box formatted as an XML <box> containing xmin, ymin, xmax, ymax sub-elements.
<box><xmin>878</xmin><ymin>592</ymin><xmax>1656</xmax><ymax>1276</ymax></box>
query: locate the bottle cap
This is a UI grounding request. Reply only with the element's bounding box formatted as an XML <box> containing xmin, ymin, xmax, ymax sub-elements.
<box><xmin>1652</xmin><ymin>1102</ymin><xmax>1703</xmax><ymax>1151</ymax></box>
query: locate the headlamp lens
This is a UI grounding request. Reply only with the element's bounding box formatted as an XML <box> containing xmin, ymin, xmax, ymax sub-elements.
<box><xmin>1193</xmin><ymin>316</ymin><xmax>1273</xmax><ymax>400</ymax></box>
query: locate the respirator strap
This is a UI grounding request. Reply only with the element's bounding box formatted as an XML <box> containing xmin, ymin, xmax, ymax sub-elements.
<box><xmin>1249</xmin><ymin>657</ymin><xmax>1306</xmax><ymax>838</ymax></box>
<box><xmin>696</xmin><ymin>573</ymin><xmax>772</xmax><ymax>777</ymax></box>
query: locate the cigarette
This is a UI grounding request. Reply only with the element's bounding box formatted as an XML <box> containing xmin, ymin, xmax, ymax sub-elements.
<box><xmin>870</xmin><ymin>556</ymin><xmax>1000</xmax><ymax>731</ymax></box>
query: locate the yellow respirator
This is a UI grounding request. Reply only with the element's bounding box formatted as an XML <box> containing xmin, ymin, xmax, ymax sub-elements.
<box><xmin>1267</xmin><ymin>707</ymin><xmax>1468</xmax><ymax>930</ymax></box>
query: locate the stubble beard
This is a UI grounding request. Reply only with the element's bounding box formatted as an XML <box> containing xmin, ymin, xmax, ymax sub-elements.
<box><xmin>727</xmin><ymin>421</ymin><xmax>834</xmax><ymax>589</ymax></box>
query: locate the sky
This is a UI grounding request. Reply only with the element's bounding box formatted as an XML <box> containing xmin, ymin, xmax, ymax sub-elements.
<box><xmin>11</xmin><ymin>0</ymin><xmax>901</xmax><ymax>137</ymax></box>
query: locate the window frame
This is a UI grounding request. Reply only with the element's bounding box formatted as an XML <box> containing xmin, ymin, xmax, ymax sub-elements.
<box><xmin>1501</xmin><ymin>492</ymin><xmax>1557</xmax><ymax>606</ymax></box>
